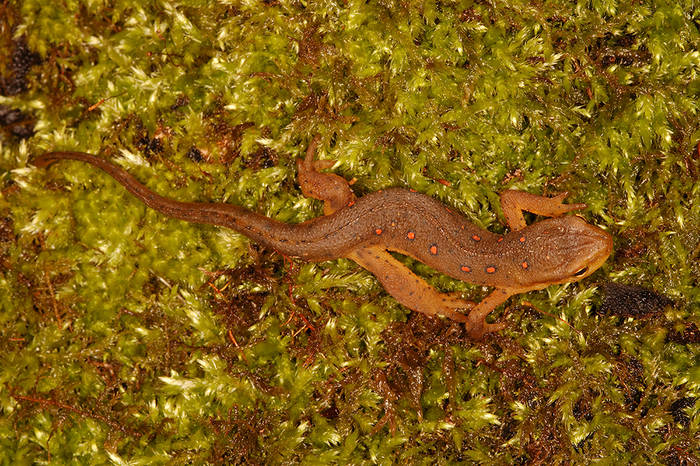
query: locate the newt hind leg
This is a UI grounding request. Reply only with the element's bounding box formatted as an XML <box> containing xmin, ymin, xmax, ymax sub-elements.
<box><xmin>346</xmin><ymin>246</ymin><xmax>475</xmax><ymax>324</ymax></box>
<box><xmin>349</xmin><ymin>246</ymin><xmax>510</xmax><ymax>339</ymax></box>
<box><xmin>297</xmin><ymin>135</ymin><xmax>355</xmax><ymax>215</ymax></box>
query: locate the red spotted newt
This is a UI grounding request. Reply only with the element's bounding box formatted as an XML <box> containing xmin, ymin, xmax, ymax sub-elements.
<box><xmin>33</xmin><ymin>139</ymin><xmax>613</xmax><ymax>339</ymax></box>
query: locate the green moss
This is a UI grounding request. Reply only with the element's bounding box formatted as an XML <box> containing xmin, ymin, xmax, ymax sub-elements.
<box><xmin>1</xmin><ymin>0</ymin><xmax>699</xmax><ymax>463</ymax></box>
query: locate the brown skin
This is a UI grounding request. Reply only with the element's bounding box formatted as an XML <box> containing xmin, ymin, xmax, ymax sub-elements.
<box><xmin>33</xmin><ymin>141</ymin><xmax>613</xmax><ymax>339</ymax></box>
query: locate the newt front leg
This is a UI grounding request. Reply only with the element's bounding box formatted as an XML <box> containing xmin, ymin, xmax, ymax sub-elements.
<box><xmin>499</xmin><ymin>190</ymin><xmax>586</xmax><ymax>231</ymax></box>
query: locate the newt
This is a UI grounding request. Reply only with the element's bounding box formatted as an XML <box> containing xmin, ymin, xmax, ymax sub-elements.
<box><xmin>33</xmin><ymin>139</ymin><xmax>613</xmax><ymax>339</ymax></box>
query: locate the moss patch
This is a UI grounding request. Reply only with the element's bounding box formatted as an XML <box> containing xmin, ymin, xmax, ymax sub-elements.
<box><xmin>1</xmin><ymin>0</ymin><xmax>698</xmax><ymax>463</ymax></box>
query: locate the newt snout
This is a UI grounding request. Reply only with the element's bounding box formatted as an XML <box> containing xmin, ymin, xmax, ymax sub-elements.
<box><xmin>515</xmin><ymin>216</ymin><xmax>613</xmax><ymax>290</ymax></box>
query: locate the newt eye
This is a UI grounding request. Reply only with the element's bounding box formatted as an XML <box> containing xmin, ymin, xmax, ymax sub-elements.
<box><xmin>573</xmin><ymin>267</ymin><xmax>588</xmax><ymax>277</ymax></box>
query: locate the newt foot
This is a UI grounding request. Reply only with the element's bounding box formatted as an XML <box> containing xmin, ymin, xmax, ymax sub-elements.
<box><xmin>464</xmin><ymin>316</ymin><xmax>508</xmax><ymax>340</ymax></box>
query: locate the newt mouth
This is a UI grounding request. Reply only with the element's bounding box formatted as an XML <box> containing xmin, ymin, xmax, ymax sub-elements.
<box><xmin>583</xmin><ymin>225</ymin><xmax>614</xmax><ymax>276</ymax></box>
<box><xmin>522</xmin><ymin>220</ymin><xmax>613</xmax><ymax>291</ymax></box>
<box><xmin>560</xmin><ymin>224</ymin><xmax>613</xmax><ymax>284</ymax></box>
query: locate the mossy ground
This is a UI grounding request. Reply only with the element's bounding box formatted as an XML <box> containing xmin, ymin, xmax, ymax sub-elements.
<box><xmin>1</xmin><ymin>0</ymin><xmax>699</xmax><ymax>463</ymax></box>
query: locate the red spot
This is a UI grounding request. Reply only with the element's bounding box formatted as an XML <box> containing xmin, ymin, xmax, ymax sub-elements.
<box><xmin>429</xmin><ymin>244</ymin><xmax>438</xmax><ymax>255</ymax></box>
<box><xmin>437</xmin><ymin>178</ymin><xmax>451</xmax><ymax>187</ymax></box>
<box><xmin>347</xmin><ymin>200</ymin><xmax>355</xmax><ymax>207</ymax></box>
<box><xmin>472</xmin><ymin>234</ymin><xmax>481</xmax><ymax>241</ymax></box>
<box><xmin>375</xmin><ymin>228</ymin><xmax>383</xmax><ymax>235</ymax></box>
<box><xmin>486</xmin><ymin>266</ymin><xmax>496</xmax><ymax>274</ymax></box>
<box><xmin>522</xmin><ymin>261</ymin><xmax>528</xmax><ymax>269</ymax></box>
<box><xmin>519</xmin><ymin>236</ymin><xmax>525</xmax><ymax>243</ymax></box>
<box><xmin>409</xmin><ymin>188</ymin><xmax>417</xmax><ymax>192</ymax></box>
<box><xmin>461</xmin><ymin>265</ymin><xmax>471</xmax><ymax>273</ymax></box>
<box><xmin>497</xmin><ymin>237</ymin><xmax>504</xmax><ymax>243</ymax></box>
<box><xmin>407</xmin><ymin>231</ymin><xmax>415</xmax><ymax>240</ymax></box>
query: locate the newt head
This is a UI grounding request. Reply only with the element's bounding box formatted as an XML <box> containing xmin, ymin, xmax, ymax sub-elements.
<box><xmin>511</xmin><ymin>216</ymin><xmax>613</xmax><ymax>291</ymax></box>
